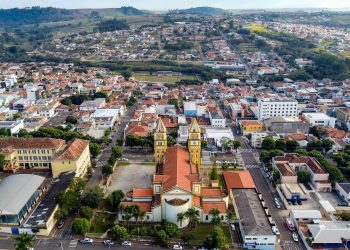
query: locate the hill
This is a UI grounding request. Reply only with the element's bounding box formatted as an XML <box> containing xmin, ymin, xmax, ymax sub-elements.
<box><xmin>177</xmin><ymin>7</ymin><xmax>227</xmax><ymax>15</ymax></box>
<box><xmin>0</xmin><ymin>7</ymin><xmax>74</xmax><ymax>28</ymax></box>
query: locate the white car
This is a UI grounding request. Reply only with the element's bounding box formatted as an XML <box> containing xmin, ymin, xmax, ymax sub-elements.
<box><xmin>122</xmin><ymin>241</ymin><xmax>132</xmax><ymax>246</ymax></box>
<box><xmin>292</xmin><ymin>232</ymin><xmax>299</xmax><ymax>242</ymax></box>
<box><xmin>103</xmin><ymin>240</ymin><xmax>114</xmax><ymax>246</ymax></box>
<box><xmin>272</xmin><ymin>226</ymin><xmax>280</xmax><ymax>235</ymax></box>
<box><xmin>230</xmin><ymin>224</ymin><xmax>235</xmax><ymax>231</ymax></box>
<box><xmin>79</xmin><ymin>238</ymin><xmax>93</xmax><ymax>244</ymax></box>
<box><xmin>173</xmin><ymin>245</ymin><xmax>183</xmax><ymax>250</ymax></box>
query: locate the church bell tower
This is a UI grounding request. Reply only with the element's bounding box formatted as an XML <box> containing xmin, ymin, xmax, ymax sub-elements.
<box><xmin>154</xmin><ymin>118</ymin><xmax>167</xmax><ymax>164</ymax></box>
<box><xmin>188</xmin><ymin>118</ymin><xmax>201</xmax><ymax>170</ymax></box>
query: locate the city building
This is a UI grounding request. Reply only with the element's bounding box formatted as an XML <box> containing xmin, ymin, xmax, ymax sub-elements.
<box><xmin>0</xmin><ymin>138</ymin><xmax>90</xmax><ymax>178</ymax></box>
<box><xmin>91</xmin><ymin>108</ymin><xmax>119</xmax><ymax>129</ymax></box>
<box><xmin>0</xmin><ymin>174</ymin><xmax>45</xmax><ymax>225</ymax></box>
<box><xmin>239</xmin><ymin>120</ymin><xmax>264</xmax><ymax>135</ymax></box>
<box><xmin>257</xmin><ymin>97</ymin><xmax>298</xmax><ymax>120</ymax></box>
<box><xmin>336</xmin><ymin>107</ymin><xmax>350</xmax><ymax>130</ymax></box>
<box><xmin>302</xmin><ymin>112</ymin><xmax>336</xmax><ymax>128</ymax></box>
<box><xmin>251</xmin><ymin>132</ymin><xmax>279</xmax><ymax>148</ymax></box>
<box><xmin>0</xmin><ymin>120</ymin><xmax>24</xmax><ymax>135</ymax></box>
<box><xmin>208</xmin><ymin>110</ymin><xmax>226</xmax><ymax>127</ymax></box>
<box><xmin>224</xmin><ymin>171</ymin><xmax>276</xmax><ymax>250</ymax></box>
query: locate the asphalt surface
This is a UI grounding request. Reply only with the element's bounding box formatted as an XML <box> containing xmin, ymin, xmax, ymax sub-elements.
<box><xmin>235</xmin><ymin>135</ymin><xmax>304</xmax><ymax>250</ymax></box>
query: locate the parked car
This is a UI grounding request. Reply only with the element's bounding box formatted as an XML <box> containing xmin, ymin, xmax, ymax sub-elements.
<box><xmin>122</xmin><ymin>241</ymin><xmax>132</xmax><ymax>246</ymax></box>
<box><xmin>230</xmin><ymin>224</ymin><xmax>235</xmax><ymax>231</ymax></box>
<box><xmin>274</xmin><ymin>200</ymin><xmax>281</xmax><ymax>209</ymax></box>
<box><xmin>172</xmin><ymin>245</ymin><xmax>183</xmax><ymax>250</ymax></box>
<box><xmin>197</xmin><ymin>247</ymin><xmax>208</xmax><ymax>250</ymax></box>
<box><xmin>272</xmin><ymin>226</ymin><xmax>280</xmax><ymax>235</ymax></box>
<box><xmin>338</xmin><ymin>202</ymin><xmax>348</xmax><ymax>207</ymax></box>
<box><xmin>297</xmin><ymin>200</ymin><xmax>302</xmax><ymax>205</ymax></box>
<box><xmin>292</xmin><ymin>232</ymin><xmax>299</xmax><ymax>242</ymax></box>
<box><xmin>57</xmin><ymin>221</ymin><xmax>64</xmax><ymax>229</ymax></box>
<box><xmin>103</xmin><ymin>240</ymin><xmax>114</xmax><ymax>246</ymax></box>
<box><xmin>79</xmin><ymin>238</ymin><xmax>93</xmax><ymax>244</ymax></box>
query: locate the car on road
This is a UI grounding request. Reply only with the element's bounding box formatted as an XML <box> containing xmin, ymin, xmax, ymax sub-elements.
<box><xmin>172</xmin><ymin>245</ymin><xmax>183</xmax><ymax>250</ymax></box>
<box><xmin>230</xmin><ymin>224</ymin><xmax>235</xmax><ymax>231</ymax></box>
<box><xmin>292</xmin><ymin>232</ymin><xmax>299</xmax><ymax>242</ymax></box>
<box><xmin>297</xmin><ymin>200</ymin><xmax>302</xmax><ymax>205</ymax></box>
<box><xmin>122</xmin><ymin>241</ymin><xmax>132</xmax><ymax>246</ymax></box>
<box><xmin>338</xmin><ymin>202</ymin><xmax>348</xmax><ymax>206</ymax></box>
<box><xmin>272</xmin><ymin>226</ymin><xmax>280</xmax><ymax>235</ymax></box>
<box><xmin>57</xmin><ymin>221</ymin><xmax>64</xmax><ymax>229</ymax></box>
<box><xmin>103</xmin><ymin>240</ymin><xmax>114</xmax><ymax>246</ymax></box>
<box><xmin>79</xmin><ymin>238</ymin><xmax>93</xmax><ymax>244</ymax></box>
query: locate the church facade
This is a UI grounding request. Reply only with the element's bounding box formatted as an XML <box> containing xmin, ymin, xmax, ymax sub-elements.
<box><xmin>119</xmin><ymin>118</ymin><xmax>228</xmax><ymax>228</ymax></box>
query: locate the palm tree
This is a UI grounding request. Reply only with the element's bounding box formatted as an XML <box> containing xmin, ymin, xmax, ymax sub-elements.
<box><xmin>177</xmin><ymin>212</ymin><xmax>185</xmax><ymax>227</ymax></box>
<box><xmin>14</xmin><ymin>233</ymin><xmax>34</xmax><ymax>250</ymax></box>
<box><xmin>226</xmin><ymin>210</ymin><xmax>235</xmax><ymax>224</ymax></box>
<box><xmin>138</xmin><ymin>210</ymin><xmax>146</xmax><ymax>225</ymax></box>
<box><xmin>209</xmin><ymin>208</ymin><xmax>221</xmax><ymax>225</ymax></box>
<box><xmin>185</xmin><ymin>208</ymin><xmax>200</xmax><ymax>228</ymax></box>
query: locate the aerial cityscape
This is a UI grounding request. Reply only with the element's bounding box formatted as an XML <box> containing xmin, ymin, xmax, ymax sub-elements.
<box><xmin>0</xmin><ymin>1</ymin><xmax>350</xmax><ymax>250</ymax></box>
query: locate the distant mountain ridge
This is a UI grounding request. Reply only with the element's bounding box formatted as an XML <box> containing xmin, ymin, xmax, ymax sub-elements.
<box><xmin>175</xmin><ymin>7</ymin><xmax>227</xmax><ymax>15</ymax></box>
<box><xmin>115</xmin><ymin>6</ymin><xmax>146</xmax><ymax>16</ymax></box>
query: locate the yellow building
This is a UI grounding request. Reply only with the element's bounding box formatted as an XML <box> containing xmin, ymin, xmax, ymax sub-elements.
<box><xmin>240</xmin><ymin>120</ymin><xmax>264</xmax><ymax>135</ymax></box>
<box><xmin>154</xmin><ymin>118</ymin><xmax>167</xmax><ymax>164</ymax></box>
<box><xmin>0</xmin><ymin>138</ymin><xmax>90</xmax><ymax>178</ymax></box>
<box><xmin>188</xmin><ymin>118</ymin><xmax>201</xmax><ymax>170</ymax></box>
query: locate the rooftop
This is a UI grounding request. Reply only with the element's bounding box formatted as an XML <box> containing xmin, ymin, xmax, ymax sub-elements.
<box><xmin>0</xmin><ymin>174</ymin><xmax>45</xmax><ymax>216</ymax></box>
<box><xmin>232</xmin><ymin>188</ymin><xmax>273</xmax><ymax>235</ymax></box>
<box><xmin>54</xmin><ymin>139</ymin><xmax>89</xmax><ymax>161</ymax></box>
<box><xmin>223</xmin><ymin>171</ymin><xmax>256</xmax><ymax>190</ymax></box>
<box><xmin>0</xmin><ymin>138</ymin><xmax>65</xmax><ymax>150</ymax></box>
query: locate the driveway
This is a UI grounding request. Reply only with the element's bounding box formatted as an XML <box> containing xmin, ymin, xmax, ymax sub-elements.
<box><xmin>106</xmin><ymin>163</ymin><xmax>155</xmax><ymax>194</ymax></box>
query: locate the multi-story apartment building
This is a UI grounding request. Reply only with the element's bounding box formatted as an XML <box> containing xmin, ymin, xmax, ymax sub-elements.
<box><xmin>336</xmin><ymin>107</ymin><xmax>350</xmax><ymax>129</ymax></box>
<box><xmin>0</xmin><ymin>138</ymin><xmax>91</xmax><ymax>178</ymax></box>
<box><xmin>257</xmin><ymin>97</ymin><xmax>298</xmax><ymax>121</ymax></box>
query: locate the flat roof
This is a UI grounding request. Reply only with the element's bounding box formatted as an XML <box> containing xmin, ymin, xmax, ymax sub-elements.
<box><xmin>24</xmin><ymin>172</ymin><xmax>74</xmax><ymax>228</ymax></box>
<box><xmin>232</xmin><ymin>188</ymin><xmax>273</xmax><ymax>235</ymax></box>
<box><xmin>304</xmin><ymin>112</ymin><xmax>331</xmax><ymax>119</ymax></box>
<box><xmin>0</xmin><ymin>174</ymin><xmax>45</xmax><ymax>215</ymax></box>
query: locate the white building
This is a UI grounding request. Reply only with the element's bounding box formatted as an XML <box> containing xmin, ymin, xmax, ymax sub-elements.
<box><xmin>0</xmin><ymin>120</ymin><xmax>24</xmax><ymax>135</ymax></box>
<box><xmin>91</xmin><ymin>109</ymin><xmax>119</xmax><ymax>129</ymax></box>
<box><xmin>208</xmin><ymin>111</ymin><xmax>226</xmax><ymax>128</ymax></box>
<box><xmin>302</xmin><ymin>112</ymin><xmax>336</xmax><ymax>128</ymax></box>
<box><xmin>257</xmin><ymin>97</ymin><xmax>298</xmax><ymax>121</ymax></box>
<box><xmin>251</xmin><ymin>132</ymin><xmax>279</xmax><ymax>148</ymax></box>
<box><xmin>203</xmin><ymin>127</ymin><xmax>234</xmax><ymax>147</ymax></box>
<box><xmin>26</xmin><ymin>85</ymin><xmax>40</xmax><ymax>102</ymax></box>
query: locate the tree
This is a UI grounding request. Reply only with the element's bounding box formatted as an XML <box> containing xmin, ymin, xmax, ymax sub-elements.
<box><xmin>0</xmin><ymin>153</ymin><xmax>5</xmax><ymax>171</ymax></box>
<box><xmin>297</xmin><ymin>169</ymin><xmax>311</xmax><ymax>183</ymax></box>
<box><xmin>309</xmin><ymin>126</ymin><xmax>328</xmax><ymax>139</ymax></box>
<box><xmin>203</xmin><ymin>226</ymin><xmax>227</xmax><ymax>250</ymax></box>
<box><xmin>272</xmin><ymin>168</ymin><xmax>280</xmax><ymax>182</ymax></box>
<box><xmin>322</xmin><ymin>139</ymin><xmax>335</xmax><ymax>152</ymax></box>
<box><xmin>275</xmin><ymin>139</ymin><xmax>286</xmax><ymax>151</ymax></box>
<box><xmin>164</xmin><ymin>222</ymin><xmax>179</xmax><ymax>238</ymax></box>
<box><xmin>106</xmin><ymin>190</ymin><xmax>125</xmax><ymax>211</ymax></box>
<box><xmin>89</xmin><ymin>143</ymin><xmax>101</xmax><ymax>158</ymax></box>
<box><xmin>232</xmin><ymin>140</ymin><xmax>241</xmax><ymax>152</ymax></box>
<box><xmin>102</xmin><ymin>164</ymin><xmax>113</xmax><ymax>176</ymax></box>
<box><xmin>110</xmin><ymin>225</ymin><xmax>128</xmax><ymax>243</ymax></box>
<box><xmin>286</xmin><ymin>140</ymin><xmax>299</xmax><ymax>152</ymax></box>
<box><xmin>155</xmin><ymin>230</ymin><xmax>169</xmax><ymax>246</ymax></box>
<box><xmin>66</xmin><ymin>115</ymin><xmax>78</xmax><ymax>124</ymax></box>
<box><xmin>185</xmin><ymin>208</ymin><xmax>200</xmax><ymax>228</ymax></box>
<box><xmin>261</xmin><ymin>137</ymin><xmax>275</xmax><ymax>150</ymax></box>
<box><xmin>13</xmin><ymin>113</ymin><xmax>22</xmax><ymax>120</ymax></box>
<box><xmin>167</xmin><ymin>135</ymin><xmax>175</xmax><ymax>147</ymax></box>
<box><xmin>209</xmin><ymin>208</ymin><xmax>222</xmax><ymax>225</ymax></box>
<box><xmin>14</xmin><ymin>233</ymin><xmax>34</xmax><ymax>250</ymax></box>
<box><xmin>168</xmin><ymin>99</ymin><xmax>179</xmax><ymax>109</ymax></box>
<box><xmin>58</xmin><ymin>190</ymin><xmax>79</xmax><ymax>215</ymax></box>
<box><xmin>79</xmin><ymin>206</ymin><xmax>93</xmax><ymax>220</ymax></box>
<box><xmin>18</xmin><ymin>129</ymin><xmax>30</xmax><ymax>138</ymax></box>
<box><xmin>337</xmin><ymin>211</ymin><xmax>350</xmax><ymax>221</ymax></box>
<box><xmin>294</xmin><ymin>148</ymin><xmax>308</xmax><ymax>156</ymax></box>
<box><xmin>72</xmin><ymin>218</ymin><xmax>90</xmax><ymax>235</ymax></box>
<box><xmin>177</xmin><ymin>212</ymin><xmax>185</xmax><ymax>228</ymax></box>
<box><xmin>210</xmin><ymin>167</ymin><xmax>219</xmax><ymax>180</ymax></box>
<box><xmin>126</xmin><ymin>95</ymin><xmax>137</xmax><ymax>107</ymax></box>
<box><xmin>81</xmin><ymin>187</ymin><xmax>104</xmax><ymax>208</ymax></box>
<box><xmin>260</xmin><ymin>150</ymin><xmax>271</xmax><ymax>164</ymax></box>
<box><xmin>108</xmin><ymin>155</ymin><xmax>116</xmax><ymax>165</ymax></box>
<box><xmin>112</xmin><ymin>145</ymin><xmax>123</xmax><ymax>158</ymax></box>
<box><xmin>226</xmin><ymin>210</ymin><xmax>235</xmax><ymax>223</ymax></box>
<box><xmin>122</xmin><ymin>70</ymin><xmax>132</xmax><ymax>81</ymax></box>
<box><xmin>69</xmin><ymin>177</ymin><xmax>85</xmax><ymax>193</ymax></box>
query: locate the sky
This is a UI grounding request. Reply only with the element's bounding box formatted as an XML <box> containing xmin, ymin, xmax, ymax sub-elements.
<box><xmin>0</xmin><ymin>0</ymin><xmax>350</xmax><ymax>10</ymax></box>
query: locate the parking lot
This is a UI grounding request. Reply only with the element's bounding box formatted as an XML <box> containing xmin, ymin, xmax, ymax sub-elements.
<box><xmin>106</xmin><ymin>163</ymin><xmax>155</xmax><ymax>195</ymax></box>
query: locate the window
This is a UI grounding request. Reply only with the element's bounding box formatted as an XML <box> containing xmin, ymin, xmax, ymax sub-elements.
<box><xmin>19</xmin><ymin>156</ymin><xmax>23</xmax><ymax>160</ymax></box>
<box><xmin>205</xmin><ymin>215</ymin><xmax>209</xmax><ymax>220</ymax></box>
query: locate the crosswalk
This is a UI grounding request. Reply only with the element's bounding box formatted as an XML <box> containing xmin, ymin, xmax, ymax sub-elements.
<box><xmin>245</xmin><ymin>164</ymin><xmax>260</xmax><ymax>169</ymax></box>
<box><xmin>69</xmin><ymin>240</ymin><xmax>78</xmax><ymax>249</ymax></box>
<box><xmin>97</xmin><ymin>160</ymin><xmax>108</xmax><ymax>167</ymax></box>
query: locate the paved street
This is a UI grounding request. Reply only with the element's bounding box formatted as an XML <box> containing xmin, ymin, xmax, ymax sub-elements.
<box><xmin>235</xmin><ymin>136</ymin><xmax>304</xmax><ymax>250</ymax></box>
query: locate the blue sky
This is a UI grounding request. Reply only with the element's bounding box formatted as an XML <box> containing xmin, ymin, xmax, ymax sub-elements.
<box><xmin>0</xmin><ymin>0</ymin><xmax>349</xmax><ymax>10</ymax></box>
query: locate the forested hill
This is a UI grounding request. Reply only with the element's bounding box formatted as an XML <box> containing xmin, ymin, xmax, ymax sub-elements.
<box><xmin>0</xmin><ymin>7</ymin><xmax>74</xmax><ymax>27</ymax></box>
<box><xmin>177</xmin><ymin>7</ymin><xmax>227</xmax><ymax>15</ymax></box>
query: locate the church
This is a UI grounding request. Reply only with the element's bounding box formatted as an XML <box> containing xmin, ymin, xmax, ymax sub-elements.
<box><xmin>119</xmin><ymin>118</ymin><xmax>228</xmax><ymax>228</ymax></box>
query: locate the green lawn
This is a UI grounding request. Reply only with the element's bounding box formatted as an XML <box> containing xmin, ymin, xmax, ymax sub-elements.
<box><xmin>133</xmin><ymin>72</ymin><xmax>197</xmax><ymax>83</ymax></box>
<box><xmin>89</xmin><ymin>212</ymin><xmax>115</xmax><ymax>234</ymax></box>
<box><xmin>183</xmin><ymin>224</ymin><xmax>231</xmax><ymax>246</ymax></box>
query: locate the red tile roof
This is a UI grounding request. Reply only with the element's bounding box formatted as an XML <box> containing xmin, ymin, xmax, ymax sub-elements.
<box><xmin>120</xmin><ymin>201</ymin><xmax>152</xmax><ymax>212</ymax></box>
<box><xmin>132</xmin><ymin>188</ymin><xmax>153</xmax><ymax>198</ymax></box>
<box><xmin>201</xmin><ymin>188</ymin><xmax>223</xmax><ymax>197</ymax></box>
<box><xmin>202</xmin><ymin>201</ymin><xmax>227</xmax><ymax>213</ymax></box>
<box><xmin>223</xmin><ymin>171</ymin><xmax>256</xmax><ymax>190</ymax></box>
<box><xmin>0</xmin><ymin>138</ymin><xmax>65</xmax><ymax>150</ymax></box>
<box><xmin>155</xmin><ymin>145</ymin><xmax>199</xmax><ymax>192</ymax></box>
<box><xmin>54</xmin><ymin>139</ymin><xmax>89</xmax><ymax>161</ymax></box>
